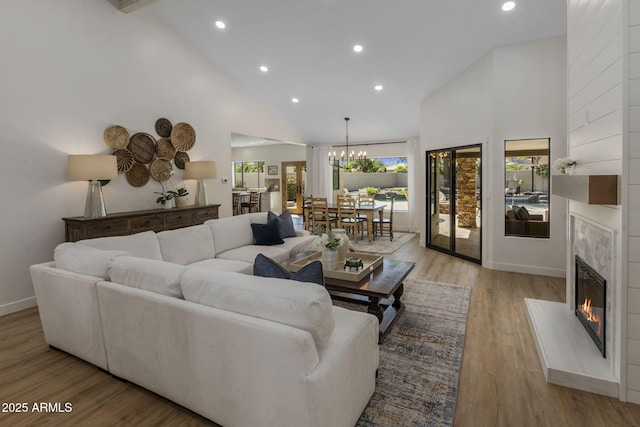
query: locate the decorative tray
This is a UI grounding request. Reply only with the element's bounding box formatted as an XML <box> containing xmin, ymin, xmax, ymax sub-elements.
<box><xmin>289</xmin><ymin>252</ymin><xmax>383</xmax><ymax>282</ymax></box>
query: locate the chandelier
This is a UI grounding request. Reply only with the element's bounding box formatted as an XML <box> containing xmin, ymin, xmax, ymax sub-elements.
<box><xmin>329</xmin><ymin>117</ymin><xmax>366</xmax><ymax>168</ymax></box>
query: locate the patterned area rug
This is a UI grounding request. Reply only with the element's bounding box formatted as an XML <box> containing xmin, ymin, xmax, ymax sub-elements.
<box><xmin>334</xmin><ymin>278</ymin><xmax>471</xmax><ymax>426</ymax></box>
<box><xmin>349</xmin><ymin>232</ymin><xmax>416</xmax><ymax>254</ymax></box>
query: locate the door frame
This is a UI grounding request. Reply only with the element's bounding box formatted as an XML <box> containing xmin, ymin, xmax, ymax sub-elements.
<box><xmin>426</xmin><ymin>144</ymin><xmax>482</xmax><ymax>264</ymax></box>
<box><xmin>281</xmin><ymin>161</ymin><xmax>306</xmax><ymax>214</ymax></box>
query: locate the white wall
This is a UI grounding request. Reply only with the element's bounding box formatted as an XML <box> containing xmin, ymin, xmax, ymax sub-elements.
<box><xmin>231</xmin><ymin>143</ymin><xmax>307</xmax><ymax>212</ymax></box>
<box><xmin>420</xmin><ymin>37</ymin><xmax>567</xmax><ymax>276</ymax></box>
<box><xmin>0</xmin><ymin>1</ymin><xmax>301</xmax><ymax>315</ymax></box>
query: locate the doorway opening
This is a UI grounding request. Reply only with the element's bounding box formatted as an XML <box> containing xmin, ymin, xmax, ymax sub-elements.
<box><xmin>282</xmin><ymin>161</ymin><xmax>306</xmax><ymax>214</ymax></box>
<box><xmin>426</xmin><ymin>145</ymin><xmax>481</xmax><ymax>264</ymax></box>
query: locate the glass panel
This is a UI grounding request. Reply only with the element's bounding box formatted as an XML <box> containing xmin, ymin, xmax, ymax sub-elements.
<box><xmin>454</xmin><ymin>147</ymin><xmax>481</xmax><ymax>260</ymax></box>
<box><xmin>504</xmin><ymin>139</ymin><xmax>550</xmax><ymax>238</ymax></box>
<box><xmin>430</xmin><ymin>151</ymin><xmax>451</xmax><ymax>251</ymax></box>
<box><xmin>285</xmin><ymin>165</ymin><xmax>298</xmax><ymax>211</ymax></box>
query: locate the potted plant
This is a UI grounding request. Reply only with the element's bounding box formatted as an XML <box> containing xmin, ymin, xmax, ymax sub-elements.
<box><xmin>155</xmin><ymin>191</ymin><xmax>175</xmax><ymax>209</ymax></box>
<box><xmin>313</xmin><ymin>226</ymin><xmax>345</xmax><ymax>270</ymax></box>
<box><xmin>168</xmin><ymin>187</ymin><xmax>189</xmax><ymax>208</ymax></box>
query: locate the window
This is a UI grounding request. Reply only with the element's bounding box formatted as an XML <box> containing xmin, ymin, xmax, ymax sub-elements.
<box><xmin>232</xmin><ymin>161</ymin><xmax>265</xmax><ymax>189</ymax></box>
<box><xmin>504</xmin><ymin>139</ymin><xmax>550</xmax><ymax>238</ymax></box>
<box><xmin>342</xmin><ymin>157</ymin><xmax>408</xmax><ymax>211</ymax></box>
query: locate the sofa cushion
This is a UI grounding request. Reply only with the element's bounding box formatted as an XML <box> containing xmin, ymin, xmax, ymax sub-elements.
<box><xmin>156</xmin><ymin>225</ymin><xmax>215</xmax><ymax>265</ymax></box>
<box><xmin>251</xmin><ymin>219</ymin><xmax>284</xmax><ymax>246</ymax></box>
<box><xmin>206</xmin><ymin>215</ymin><xmax>255</xmax><ymax>255</ymax></box>
<box><xmin>267</xmin><ymin>210</ymin><xmax>296</xmax><ymax>239</ymax></box>
<box><xmin>187</xmin><ymin>258</ymin><xmax>253</xmax><ymax>274</ymax></box>
<box><xmin>79</xmin><ymin>231</ymin><xmax>163</xmax><ymax>261</ymax></box>
<box><xmin>54</xmin><ymin>242</ymin><xmax>130</xmax><ymax>279</ymax></box>
<box><xmin>253</xmin><ymin>254</ymin><xmax>324</xmax><ymax>285</ymax></box>
<box><xmin>108</xmin><ymin>256</ymin><xmax>186</xmax><ymax>299</ymax></box>
<box><xmin>181</xmin><ymin>269</ymin><xmax>335</xmax><ymax>349</ymax></box>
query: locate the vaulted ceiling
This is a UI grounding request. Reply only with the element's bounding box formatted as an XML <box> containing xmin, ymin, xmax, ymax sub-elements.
<box><xmin>144</xmin><ymin>0</ymin><xmax>566</xmax><ymax>145</ymax></box>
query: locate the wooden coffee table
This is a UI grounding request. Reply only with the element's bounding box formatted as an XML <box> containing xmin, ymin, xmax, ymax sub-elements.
<box><xmin>285</xmin><ymin>254</ymin><xmax>415</xmax><ymax>342</ymax></box>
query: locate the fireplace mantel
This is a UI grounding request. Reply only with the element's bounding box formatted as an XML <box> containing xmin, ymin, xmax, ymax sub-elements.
<box><xmin>552</xmin><ymin>175</ymin><xmax>619</xmax><ymax>205</ymax></box>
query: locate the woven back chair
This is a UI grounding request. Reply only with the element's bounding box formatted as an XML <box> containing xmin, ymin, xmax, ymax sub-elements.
<box><xmin>337</xmin><ymin>197</ymin><xmax>364</xmax><ymax>241</ymax></box>
<box><xmin>310</xmin><ymin>197</ymin><xmax>336</xmax><ymax>232</ymax></box>
<box><xmin>373</xmin><ymin>194</ymin><xmax>394</xmax><ymax>241</ymax></box>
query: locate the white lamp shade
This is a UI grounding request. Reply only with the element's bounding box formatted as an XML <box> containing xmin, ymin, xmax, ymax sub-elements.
<box><xmin>184</xmin><ymin>161</ymin><xmax>217</xmax><ymax>180</ymax></box>
<box><xmin>68</xmin><ymin>155</ymin><xmax>118</xmax><ymax>181</ymax></box>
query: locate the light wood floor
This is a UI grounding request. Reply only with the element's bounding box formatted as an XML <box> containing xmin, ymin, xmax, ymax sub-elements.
<box><xmin>2</xmin><ymin>236</ymin><xmax>640</xmax><ymax>426</ymax></box>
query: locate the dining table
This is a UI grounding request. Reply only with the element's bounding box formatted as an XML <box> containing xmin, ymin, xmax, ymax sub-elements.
<box><xmin>326</xmin><ymin>202</ymin><xmax>385</xmax><ymax>242</ymax></box>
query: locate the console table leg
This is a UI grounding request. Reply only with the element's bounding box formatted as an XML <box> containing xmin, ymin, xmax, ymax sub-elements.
<box><xmin>367</xmin><ymin>297</ymin><xmax>384</xmax><ymax>323</ymax></box>
<box><xmin>392</xmin><ymin>283</ymin><xmax>404</xmax><ymax>309</ymax></box>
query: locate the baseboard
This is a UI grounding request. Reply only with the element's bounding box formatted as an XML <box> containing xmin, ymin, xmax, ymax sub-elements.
<box><xmin>484</xmin><ymin>260</ymin><xmax>565</xmax><ymax>278</ymax></box>
<box><xmin>0</xmin><ymin>297</ymin><xmax>37</xmax><ymax>317</ymax></box>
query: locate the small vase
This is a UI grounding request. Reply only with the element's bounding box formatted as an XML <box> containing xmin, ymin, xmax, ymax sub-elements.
<box><xmin>322</xmin><ymin>248</ymin><xmax>338</xmax><ymax>270</ymax></box>
<box><xmin>332</xmin><ymin>228</ymin><xmax>348</xmax><ymax>264</ymax></box>
<box><xmin>175</xmin><ymin>196</ymin><xmax>188</xmax><ymax>208</ymax></box>
<box><xmin>163</xmin><ymin>199</ymin><xmax>174</xmax><ymax>209</ymax></box>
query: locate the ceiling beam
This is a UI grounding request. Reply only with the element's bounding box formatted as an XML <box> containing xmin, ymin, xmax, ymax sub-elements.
<box><xmin>108</xmin><ymin>0</ymin><xmax>159</xmax><ymax>13</ymax></box>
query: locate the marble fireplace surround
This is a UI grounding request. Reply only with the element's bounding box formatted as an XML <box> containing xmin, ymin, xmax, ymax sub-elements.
<box><xmin>525</xmin><ymin>214</ymin><xmax>619</xmax><ymax>397</ymax></box>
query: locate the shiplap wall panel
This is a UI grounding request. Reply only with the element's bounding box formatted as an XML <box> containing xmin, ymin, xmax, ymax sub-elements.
<box><xmin>630</xmin><ymin>159</ymin><xmax>640</xmax><ymax>183</ymax></box>
<box><xmin>628</xmin><ymin>339</ymin><xmax>640</xmax><ymax>365</ymax></box>
<box><xmin>568</xmin><ymin>0</ymin><xmax>626</xmax><ymax>398</ymax></box>
<box><xmin>629</xmin><ymin>262</ymin><xmax>640</xmax><ymax>286</ymax></box>
<box><xmin>632</xmin><ymin>133</ymin><xmax>640</xmax><ymax>156</ymax></box>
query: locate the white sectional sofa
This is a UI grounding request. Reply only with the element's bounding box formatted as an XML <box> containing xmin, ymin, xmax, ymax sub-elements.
<box><xmin>29</xmin><ymin>212</ymin><xmax>379</xmax><ymax>427</ymax></box>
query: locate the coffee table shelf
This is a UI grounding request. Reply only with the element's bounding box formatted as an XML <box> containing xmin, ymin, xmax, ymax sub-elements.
<box><xmin>288</xmin><ymin>251</ymin><xmax>382</xmax><ymax>282</ymax></box>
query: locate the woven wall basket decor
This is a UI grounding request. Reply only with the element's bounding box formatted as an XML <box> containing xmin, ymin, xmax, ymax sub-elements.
<box><xmin>156</xmin><ymin>138</ymin><xmax>177</xmax><ymax>160</ymax></box>
<box><xmin>150</xmin><ymin>159</ymin><xmax>173</xmax><ymax>182</ymax></box>
<box><xmin>113</xmin><ymin>148</ymin><xmax>135</xmax><ymax>173</ymax></box>
<box><xmin>174</xmin><ymin>151</ymin><xmax>190</xmax><ymax>169</ymax></box>
<box><xmin>126</xmin><ymin>162</ymin><xmax>150</xmax><ymax>187</ymax></box>
<box><xmin>128</xmin><ymin>132</ymin><xmax>157</xmax><ymax>164</ymax></box>
<box><xmin>170</xmin><ymin>122</ymin><xmax>196</xmax><ymax>151</ymax></box>
<box><xmin>104</xmin><ymin>125</ymin><xmax>130</xmax><ymax>149</ymax></box>
<box><xmin>155</xmin><ymin>118</ymin><xmax>172</xmax><ymax>138</ymax></box>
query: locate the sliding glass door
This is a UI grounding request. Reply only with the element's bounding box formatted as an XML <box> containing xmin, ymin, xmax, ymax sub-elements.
<box><xmin>426</xmin><ymin>145</ymin><xmax>481</xmax><ymax>263</ymax></box>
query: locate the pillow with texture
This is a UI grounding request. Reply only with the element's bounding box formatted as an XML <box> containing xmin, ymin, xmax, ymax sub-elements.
<box><xmin>253</xmin><ymin>254</ymin><xmax>324</xmax><ymax>286</ymax></box>
<box><xmin>267</xmin><ymin>210</ymin><xmax>297</xmax><ymax>239</ymax></box>
<box><xmin>518</xmin><ymin>205</ymin><xmax>531</xmax><ymax>220</ymax></box>
<box><xmin>253</xmin><ymin>253</ymin><xmax>290</xmax><ymax>279</ymax></box>
<box><xmin>251</xmin><ymin>219</ymin><xmax>284</xmax><ymax>246</ymax></box>
<box><xmin>54</xmin><ymin>242</ymin><xmax>130</xmax><ymax>279</ymax></box>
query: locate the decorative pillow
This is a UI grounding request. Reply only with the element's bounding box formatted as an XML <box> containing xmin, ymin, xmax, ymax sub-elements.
<box><xmin>181</xmin><ymin>269</ymin><xmax>335</xmax><ymax>349</ymax></box>
<box><xmin>267</xmin><ymin>210</ymin><xmax>297</xmax><ymax>239</ymax></box>
<box><xmin>251</xmin><ymin>219</ymin><xmax>284</xmax><ymax>246</ymax></box>
<box><xmin>253</xmin><ymin>254</ymin><xmax>324</xmax><ymax>286</ymax></box>
<box><xmin>518</xmin><ymin>205</ymin><xmax>531</xmax><ymax>220</ymax></box>
<box><xmin>108</xmin><ymin>256</ymin><xmax>187</xmax><ymax>299</ymax></box>
<box><xmin>253</xmin><ymin>253</ymin><xmax>290</xmax><ymax>279</ymax></box>
<box><xmin>512</xmin><ymin>206</ymin><xmax>523</xmax><ymax>220</ymax></box>
<box><xmin>54</xmin><ymin>243</ymin><xmax>130</xmax><ymax>279</ymax></box>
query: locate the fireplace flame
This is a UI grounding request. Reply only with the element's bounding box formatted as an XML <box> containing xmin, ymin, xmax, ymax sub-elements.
<box><xmin>580</xmin><ymin>298</ymin><xmax>602</xmax><ymax>336</ymax></box>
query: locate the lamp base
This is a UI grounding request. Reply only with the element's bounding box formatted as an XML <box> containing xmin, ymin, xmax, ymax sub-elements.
<box><xmin>84</xmin><ymin>180</ymin><xmax>107</xmax><ymax>218</ymax></box>
<box><xmin>194</xmin><ymin>180</ymin><xmax>209</xmax><ymax>206</ymax></box>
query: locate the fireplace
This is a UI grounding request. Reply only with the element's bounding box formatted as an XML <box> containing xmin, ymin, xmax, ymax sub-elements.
<box><xmin>575</xmin><ymin>255</ymin><xmax>606</xmax><ymax>357</ymax></box>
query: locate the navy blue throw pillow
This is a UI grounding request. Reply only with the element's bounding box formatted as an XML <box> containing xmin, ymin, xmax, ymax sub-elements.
<box><xmin>252</xmin><ymin>254</ymin><xmax>324</xmax><ymax>286</ymax></box>
<box><xmin>267</xmin><ymin>210</ymin><xmax>297</xmax><ymax>239</ymax></box>
<box><xmin>253</xmin><ymin>253</ymin><xmax>290</xmax><ymax>279</ymax></box>
<box><xmin>251</xmin><ymin>219</ymin><xmax>284</xmax><ymax>246</ymax></box>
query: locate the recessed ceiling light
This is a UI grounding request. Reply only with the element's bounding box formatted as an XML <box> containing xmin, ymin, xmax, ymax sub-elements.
<box><xmin>374</xmin><ymin>84</ymin><xmax>383</xmax><ymax>91</ymax></box>
<box><xmin>502</xmin><ymin>1</ymin><xmax>515</xmax><ymax>12</ymax></box>
<box><xmin>259</xmin><ymin>65</ymin><xmax>269</xmax><ymax>72</ymax></box>
<box><xmin>215</xmin><ymin>20</ymin><xmax>226</xmax><ymax>29</ymax></box>
<box><xmin>353</xmin><ymin>44</ymin><xmax>363</xmax><ymax>53</ymax></box>
<box><xmin>291</xmin><ymin>98</ymin><xmax>299</xmax><ymax>103</ymax></box>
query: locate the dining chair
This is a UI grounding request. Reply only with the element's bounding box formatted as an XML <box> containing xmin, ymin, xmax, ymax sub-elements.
<box><xmin>241</xmin><ymin>191</ymin><xmax>260</xmax><ymax>213</ymax></box>
<box><xmin>302</xmin><ymin>195</ymin><xmax>313</xmax><ymax>230</ymax></box>
<box><xmin>337</xmin><ymin>197</ymin><xmax>364</xmax><ymax>241</ymax></box>
<box><xmin>310</xmin><ymin>197</ymin><xmax>337</xmax><ymax>232</ymax></box>
<box><xmin>232</xmin><ymin>193</ymin><xmax>241</xmax><ymax>216</ymax></box>
<box><xmin>357</xmin><ymin>194</ymin><xmax>376</xmax><ymax>218</ymax></box>
<box><xmin>373</xmin><ymin>193</ymin><xmax>394</xmax><ymax>241</ymax></box>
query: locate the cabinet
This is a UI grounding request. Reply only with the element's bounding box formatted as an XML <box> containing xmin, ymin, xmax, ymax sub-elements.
<box><xmin>62</xmin><ymin>205</ymin><xmax>220</xmax><ymax>242</ymax></box>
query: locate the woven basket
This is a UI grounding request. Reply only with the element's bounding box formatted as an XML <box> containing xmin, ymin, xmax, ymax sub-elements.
<box><xmin>150</xmin><ymin>159</ymin><xmax>173</xmax><ymax>182</ymax></box>
<box><xmin>155</xmin><ymin>118</ymin><xmax>172</xmax><ymax>138</ymax></box>
<box><xmin>113</xmin><ymin>148</ymin><xmax>135</xmax><ymax>173</ymax></box>
<box><xmin>156</xmin><ymin>138</ymin><xmax>177</xmax><ymax>160</ymax></box>
<box><xmin>174</xmin><ymin>151</ymin><xmax>190</xmax><ymax>169</ymax></box>
<box><xmin>170</xmin><ymin>122</ymin><xmax>196</xmax><ymax>151</ymax></box>
<box><xmin>128</xmin><ymin>132</ymin><xmax>157</xmax><ymax>164</ymax></box>
<box><xmin>104</xmin><ymin>125</ymin><xmax>129</xmax><ymax>149</ymax></box>
<box><xmin>126</xmin><ymin>162</ymin><xmax>150</xmax><ymax>187</ymax></box>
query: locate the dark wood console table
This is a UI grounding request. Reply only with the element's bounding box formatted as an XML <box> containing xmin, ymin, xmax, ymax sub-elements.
<box><xmin>62</xmin><ymin>204</ymin><xmax>220</xmax><ymax>242</ymax></box>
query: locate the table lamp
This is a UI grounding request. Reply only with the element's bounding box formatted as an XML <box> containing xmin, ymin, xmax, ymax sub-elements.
<box><xmin>68</xmin><ymin>155</ymin><xmax>118</xmax><ymax>218</ymax></box>
<box><xmin>184</xmin><ymin>161</ymin><xmax>217</xmax><ymax>206</ymax></box>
